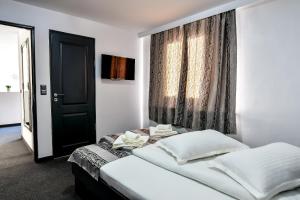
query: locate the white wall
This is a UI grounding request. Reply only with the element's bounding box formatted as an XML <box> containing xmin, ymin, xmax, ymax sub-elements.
<box><xmin>22</xmin><ymin>126</ymin><xmax>33</xmax><ymax>149</ymax></box>
<box><xmin>236</xmin><ymin>0</ymin><xmax>300</xmax><ymax>147</ymax></box>
<box><xmin>0</xmin><ymin>92</ymin><xmax>21</xmax><ymax>125</ymax></box>
<box><xmin>0</xmin><ymin>27</ymin><xmax>22</xmax><ymax>126</ymax></box>
<box><xmin>0</xmin><ymin>28</ymin><xmax>20</xmax><ymax>92</ymax></box>
<box><xmin>0</xmin><ymin>0</ymin><xmax>141</xmax><ymax>158</ymax></box>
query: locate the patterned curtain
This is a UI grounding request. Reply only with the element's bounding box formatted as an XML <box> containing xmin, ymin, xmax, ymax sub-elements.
<box><xmin>149</xmin><ymin>10</ymin><xmax>237</xmax><ymax>134</ymax></box>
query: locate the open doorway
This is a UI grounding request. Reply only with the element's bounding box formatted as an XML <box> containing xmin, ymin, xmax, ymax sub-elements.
<box><xmin>0</xmin><ymin>21</ymin><xmax>37</xmax><ymax>162</ymax></box>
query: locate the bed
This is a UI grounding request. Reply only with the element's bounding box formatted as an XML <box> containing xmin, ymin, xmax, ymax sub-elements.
<box><xmin>69</xmin><ymin>130</ymin><xmax>300</xmax><ymax>200</ymax></box>
<box><xmin>68</xmin><ymin>127</ymin><xmax>190</xmax><ymax>199</ymax></box>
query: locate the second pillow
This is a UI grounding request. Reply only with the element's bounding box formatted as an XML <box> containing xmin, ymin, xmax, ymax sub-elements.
<box><xmin>157</xmin><ymin>129</ymin><xmax>248</xmax><ymax>164</ymax></box>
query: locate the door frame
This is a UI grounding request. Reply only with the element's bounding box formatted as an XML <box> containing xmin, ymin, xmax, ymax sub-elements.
<box><xmin>49</xmin><ymin>30</ymin><xmax>96</xmax><ymax>157</ymax></box>
<box><xmin>0</xmin><ymin>20</ymin><xmax>39</xmax><ymax>162</ymax></box>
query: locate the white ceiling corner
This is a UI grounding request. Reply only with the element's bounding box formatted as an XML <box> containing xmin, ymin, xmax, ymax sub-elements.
<box><xmin>12</xmin><ymin>0</ymin><xmax>237</xmax><ymax>33</ymax></box>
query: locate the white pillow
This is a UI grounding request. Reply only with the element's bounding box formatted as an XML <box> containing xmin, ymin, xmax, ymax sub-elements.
<box><xmin>157</xmin><ymin>129</ymin><xmax>248</xmax><ymax>164</ymax></box>
<box><xmin>210</xmin><ymin>143</ymin><xmax>300</xmax><ymax>200</ymax></box>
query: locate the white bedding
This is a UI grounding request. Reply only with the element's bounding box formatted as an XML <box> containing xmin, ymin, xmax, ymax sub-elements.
<box><xmin>100</xmin><ymin>155</ymin><xmax>235</xmax><ymax>200</ymax></box>
<box><xmin>133</xmin><ymin>144</ymin><xmax>300</xmax><ymax>200</ymax></box>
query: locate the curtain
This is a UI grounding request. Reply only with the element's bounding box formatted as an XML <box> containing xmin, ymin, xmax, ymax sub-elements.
<box><xmin>149</xmin><ymin>10</ymin><xmax>237</xmax><ymax>134</ymax></box>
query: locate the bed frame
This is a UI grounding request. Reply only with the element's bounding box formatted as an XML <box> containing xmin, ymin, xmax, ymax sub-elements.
<box><xmin>72</xmin><ymin>163</ymin><xmax>128</xmax><ymax>200</ymax></box>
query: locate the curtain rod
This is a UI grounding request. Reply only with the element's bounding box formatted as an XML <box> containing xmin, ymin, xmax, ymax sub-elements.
<box><xmin>138</xmin><ymin>0</ymin><xmax>259</xmax><ymax>38</ymax></box>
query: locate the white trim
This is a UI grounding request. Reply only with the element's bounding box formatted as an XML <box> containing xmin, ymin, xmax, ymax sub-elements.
<box><xmin>138</xmin><ymin>0</ymin><xmax>258</xmax><ymax>37</ymax></box>
<box><xmin>139</xmin><ymin>38</ymin><xmax>144</xmax><ymax>128</ymax></box>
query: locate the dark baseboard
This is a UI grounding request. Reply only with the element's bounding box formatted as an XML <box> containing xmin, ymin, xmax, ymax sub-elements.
<box><xmin>36</xmin><ymin>155</ymin><xmax>54</xmax><ymax>163</ymax></box>
<box><xmin>0</xmin><ymin>123</ymin><xmax>21</xmax><ymax>128</ymax></box>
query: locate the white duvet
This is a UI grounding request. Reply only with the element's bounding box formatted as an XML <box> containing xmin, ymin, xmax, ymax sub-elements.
<box><xmin>133</xmin><ymin>144</ymin><xmax>300</xmax><ymax>200</ymax></box>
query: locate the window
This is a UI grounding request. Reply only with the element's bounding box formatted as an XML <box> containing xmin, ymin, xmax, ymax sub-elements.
<box><xmin>186</xmin><ymin>35</ymin><xmax>205</xmax><ymax>99</ymax></box>
<box><xmin>165</xmin><ymin>41</ymin><xmax>182</xmax><ymax>97</ymax></box>
<box><xmin>164</xmin><ymin>35</ymin><xmax>206</xmax><ymax>100</ymax></box>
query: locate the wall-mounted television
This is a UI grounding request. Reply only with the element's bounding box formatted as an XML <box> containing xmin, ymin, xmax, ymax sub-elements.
<box><xmin>101</xmin><ymin>54</ymin><xmax>135</xmax><ymax>80</ymax></box>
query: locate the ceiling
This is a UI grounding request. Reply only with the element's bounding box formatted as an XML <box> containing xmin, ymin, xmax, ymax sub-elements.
<box><xmin>13</xmin><ymin>0</ymin><xmax>235</xmax><ymax>32</ymax></box>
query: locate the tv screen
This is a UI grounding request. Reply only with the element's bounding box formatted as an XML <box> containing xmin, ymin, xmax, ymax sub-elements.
<box><xmin>101</xmin><ymin>54</ymin><xmax>135</xmax><ymax>80</ymax></box>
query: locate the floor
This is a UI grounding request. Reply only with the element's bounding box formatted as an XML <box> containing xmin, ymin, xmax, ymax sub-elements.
<box><xmin>0</xmin><ymin>127</ymin><xmax>81</xmax><ymax>200</ymax></box>
<box><xmin>0</xmin><ymin>126</ymin><xmax>22</xmax><ymax>145</ymax></box>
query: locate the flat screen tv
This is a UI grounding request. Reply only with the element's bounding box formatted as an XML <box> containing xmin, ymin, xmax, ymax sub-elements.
<box><xmin>101</xmin><ymin>54</ymin><xmax>135</xmax><ymax>80</ymax></box>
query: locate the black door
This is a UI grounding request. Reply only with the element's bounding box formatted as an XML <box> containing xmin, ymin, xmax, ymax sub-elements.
<box><xmin>50</xmin><ymin>30</ymin><xmax>96</xmax><ymax>157</ymax></box>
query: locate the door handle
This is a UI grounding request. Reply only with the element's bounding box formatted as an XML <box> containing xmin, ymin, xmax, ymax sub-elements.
<box><xmin>53</xmin><ymin>93</ymin><xmax>64</xmax><ymax>97</ymax></box>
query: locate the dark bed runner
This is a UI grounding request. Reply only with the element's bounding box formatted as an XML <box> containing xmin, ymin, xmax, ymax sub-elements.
<box><xmin>68</xmin><ymin>129</ymin><xmax>162</xmax><ymax>180</ymax></box>
<box><xmin>68</xmin><ymin>126</ymin><xmax>191</xmax><ymax>180</ymax></box>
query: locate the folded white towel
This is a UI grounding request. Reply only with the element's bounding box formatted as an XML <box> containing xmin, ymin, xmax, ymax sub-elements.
<box><xmin>156</xmin><ymin>124</ymin><xmax>172</xmax><ymax>131</ymax></box>
<box><xmin>113</xmin><ymin>132</ymin><xmax>149</xmax><ymax>149</ymax></box>
<box><xmin>124</xmin><ymin>131</ymin><xmax>140</xmax><ymax>140</ymax></box>
<box><xmin>154</xmin><ymin>129</ymin><xmax>174</xmax><ymax>134</ymax></box>
<box><xmin>149</xmin><ymin>126</ymin><xmax>178</xmax><ymax>137</ymax></box>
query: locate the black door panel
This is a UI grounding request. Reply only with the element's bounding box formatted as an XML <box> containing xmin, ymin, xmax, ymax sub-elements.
<box><xmin>61</xmin><ymin>43</ymin><xmax>88</xmax><ymax>104</ymax></box>
<box><xmin>50</xmin><ymin>30</ymin><xmax>95</xmax><ymax>157</ymax></box>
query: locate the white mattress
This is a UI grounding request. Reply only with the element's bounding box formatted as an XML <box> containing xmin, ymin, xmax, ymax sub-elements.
<box><xmin>100</xmin><ymin>155</ymin><xmax>235</xmax><ymax>200</ymax></box>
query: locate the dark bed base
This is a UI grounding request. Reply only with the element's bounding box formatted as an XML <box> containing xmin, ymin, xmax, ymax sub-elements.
<box><xmin>72</xmin><ymin>163</ymin><xmax>128</xmax><ymax>200</ymax></box>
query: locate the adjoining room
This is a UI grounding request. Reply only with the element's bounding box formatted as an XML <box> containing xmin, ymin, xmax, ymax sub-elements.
<box><xmin>0</xmin><ymin>22</ymin><xmax>43</xmax><ymax>199</ymax></box>
<box><xmin>0</xmin><ymin>23</ymin><xmax>34</xmax><ymax>156</ymax></box>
